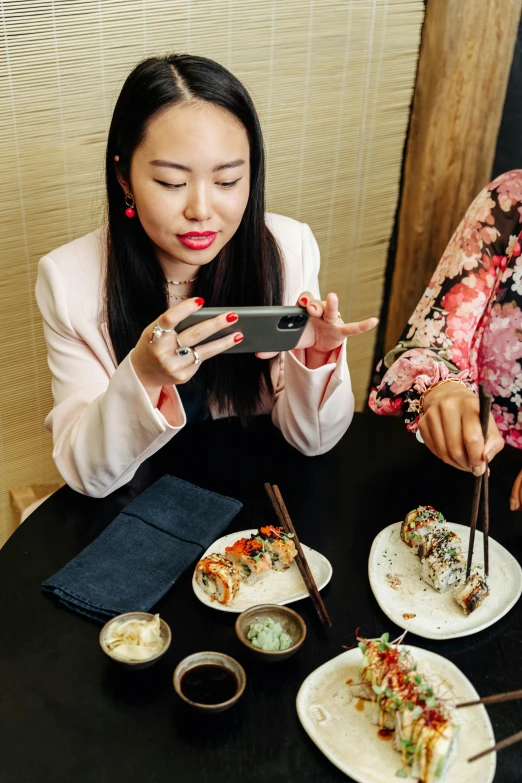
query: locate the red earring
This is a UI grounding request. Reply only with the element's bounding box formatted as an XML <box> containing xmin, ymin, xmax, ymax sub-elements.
<box><xmin>125</xmin><ymin>193</ymin><xmax>136</xmax><ymax>219</ymax></box>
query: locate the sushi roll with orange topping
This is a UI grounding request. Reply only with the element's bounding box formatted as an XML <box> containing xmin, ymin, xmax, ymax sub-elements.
<box><xmin>194</xmin><ymin>554</ymin><xmax>241</xmax><ymax>605</ymax></box>
<box><xmin>225</xmin><ymin>536</ymin><xmax>272</xmax><ymax>585</ymax></box>
<box><xmin>256</xmin><ymin>526</ymin><xmax>297</xmax><ymax>571</ymax></box>
<box><xmin>400</xmin><ymin>506</ymin><xmax>445</xmax><ymax>555</ymax></box>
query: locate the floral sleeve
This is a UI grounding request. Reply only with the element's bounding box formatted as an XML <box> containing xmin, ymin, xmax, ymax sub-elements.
<box><xmin>369</xmin><ymin>171</ymin><xmax>522</xmax><ymax>432</ymax></box>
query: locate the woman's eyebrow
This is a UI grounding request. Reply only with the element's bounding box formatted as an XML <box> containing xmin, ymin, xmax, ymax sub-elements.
<box><xmin>149</xmin><ymin>159</ymin><xmax>245</xmax><ymax>173</ymax></box>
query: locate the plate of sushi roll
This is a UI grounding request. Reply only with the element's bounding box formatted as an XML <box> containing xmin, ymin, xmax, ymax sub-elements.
<box><xmin>368</xmin><ymin>506</ymin><xmax>522</xmax><ymax>639</ymax></box>
<box><xmin>296</xmin><ymin>632</ymin><xmax>496</xmax><ymax>783</ymax></box>
<box><xmin>192</xmin><ymin>526</ymin><xmax>332</xmax><ymax>612</ymax></box>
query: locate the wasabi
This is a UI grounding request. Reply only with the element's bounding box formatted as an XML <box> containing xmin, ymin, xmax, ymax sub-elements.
<box><xmin>247</xmin><ymin>617</ymin><xmax>292</xmax><ymax>651</ymax></box>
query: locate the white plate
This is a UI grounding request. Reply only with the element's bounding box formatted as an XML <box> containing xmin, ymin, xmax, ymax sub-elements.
<box><xmin>297</xmin><ymin>645</ymin><xmax>496</xmax><ymax>783</ymax></box>
<box><xmin>368</xmin><ymin>522</ymin><xmax>522</xmax><ymax>640</ymax></box>
<box><xmin>192</xmin><ymin>528</ymin><xmax>332</xmax><ymax>613</ymax></box>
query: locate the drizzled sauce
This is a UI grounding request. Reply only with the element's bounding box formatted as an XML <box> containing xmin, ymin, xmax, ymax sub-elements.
<box><xmin>377</xmin><ymin>728</ymin><xmax>394</xmax><ymax>740</ymax></box>
<box><xmin>181</xmin><ymin>664</ymin><xmax>238</xmax><ymax>705</ymax></box>
<box><xmin>355</xmin><ymin>699</ymin><xmax>365</xmax><ymax>712</ymax></box>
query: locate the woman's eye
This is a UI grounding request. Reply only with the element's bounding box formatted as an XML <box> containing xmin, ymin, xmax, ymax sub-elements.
<box><xmin>156</xmin><ymin>180</ymin><xmax>185</xmax><ymax>189</ymax></box>
<box><xmin>218</xmin><ymin>178</ymin><xmax>241</xmax><ymax>188</ymax></box>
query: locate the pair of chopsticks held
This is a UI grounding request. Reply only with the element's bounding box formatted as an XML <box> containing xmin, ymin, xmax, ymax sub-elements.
<box><xmin>466</xmin><ymin>383</ymin><xmax>493</xmax><ymax>579</ymax></box>
<box><xmin>264</xmin><ymin>483</ymin><xmax>331</xmax><ymax>626</ymax></box>
<box><xmin>462</xmin><ymin>386</ymin><xmax>521</xmax><ymax>765</ymax></box>
<box><xmin>458</xmin><ymin>689</ymin><xmax>522</xmax><ymax>762</ymax></box>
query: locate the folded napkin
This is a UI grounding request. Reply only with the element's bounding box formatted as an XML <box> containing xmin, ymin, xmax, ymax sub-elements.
<box><xmin>42</xmin><ymin>475</ymin><xmax>242</xmax><ymax>622</ymax></box>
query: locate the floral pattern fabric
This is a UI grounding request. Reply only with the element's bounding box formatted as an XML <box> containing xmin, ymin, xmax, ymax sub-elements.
<box><xmin>369</xmin><ymin>170</ymin><xmax>522</xmax><ymax>449</ymax></box>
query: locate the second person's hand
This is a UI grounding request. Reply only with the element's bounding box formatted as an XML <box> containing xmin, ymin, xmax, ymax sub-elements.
<box><xmin>419</xmin><ymin>381</ymin><xmax>504</xmax><ymax>475</ymax></box>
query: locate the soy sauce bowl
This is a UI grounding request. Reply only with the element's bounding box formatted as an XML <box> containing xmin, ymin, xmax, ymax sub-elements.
<box><xmin>235</xmin><ymin>604</ymin><xmax>306</xmax><ymax>662</ymax></box>
<box><xmin>173</xmin><ymin>651</ymin><xmax>246</xmax><ymax>713</ymax></box>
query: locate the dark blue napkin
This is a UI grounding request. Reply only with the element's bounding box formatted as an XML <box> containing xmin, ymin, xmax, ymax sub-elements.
<box><xmin>42</xmin><ymin>475</ymin><xmax>242</xmax><ymax>622</ymax></box>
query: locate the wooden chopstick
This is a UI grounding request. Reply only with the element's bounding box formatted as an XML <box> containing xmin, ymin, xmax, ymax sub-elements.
<box><xmin>466</xmin><ymin>473</ymin><xmax>482</xmax><ymax>579</ymax></box>
<box><xmin>264</xmin><ymin>483</ymin><xmax>332</xmax><ymax>626</ymax></box>
<box><xmin>468</xmin><ymin>728</ymin><xmax>522</xmax><ymax>763</ymax></box>
<box><xmin>460</xmin><ymin>687</ymin><xmax>522</xmax><ymax>762</ymax></box>
<box><xmin>457</xmin><ymin>688</ymin><xmax>522</xmax><ymax>708</ymax></box>
<box><xmin>466</xmin><ymin>384</ymin><xmax>493</xmax><ymax>579</ymax></box>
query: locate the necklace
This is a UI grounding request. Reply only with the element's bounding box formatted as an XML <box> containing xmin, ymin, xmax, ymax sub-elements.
<box><xmin>166</xmin><ymin>277</ymin><xmax>197</xmax><ymax>285</ymax></box>
<box><xmin>166</xmin><ymin>276</ymin><xmax>196</xmax><ymax>302</ymax></box>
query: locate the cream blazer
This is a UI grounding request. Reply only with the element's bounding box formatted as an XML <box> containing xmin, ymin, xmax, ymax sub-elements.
<box><xmin>35</xmin><ymin>213</ymin><xmax>354</xmax><ymax>497</ymax></box>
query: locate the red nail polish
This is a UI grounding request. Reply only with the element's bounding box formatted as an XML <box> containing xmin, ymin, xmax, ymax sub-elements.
<box><xmin>233</xmin><ymin>334</ymin><xmax>243</xmax><ymax>343</ymax></box>
<box><xmin>226</xmin><ymin>313</ymin><xmax>238</xmax><ymax>323</ymax></box>
<box><xmin>301</xmin><ymin>297</ymin><xmax>308</xmax><ymax>305</ymax></box>
<box><xmin>195</xmin><ymin>298</ymin><xmax>204</xmax><ymax>306</ymax></box>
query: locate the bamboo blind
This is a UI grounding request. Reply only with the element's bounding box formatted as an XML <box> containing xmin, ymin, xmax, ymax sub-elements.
<box><xmin>0</xmin><ymin>0</ymin><xmax>424</xmax><ymax>545</ymax></box>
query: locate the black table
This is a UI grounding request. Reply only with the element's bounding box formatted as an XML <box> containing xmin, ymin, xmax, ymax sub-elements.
<box><xmin>1</xmin><ymin>412</ymin><xmax>522</xmax><ymax>783</ymax></box>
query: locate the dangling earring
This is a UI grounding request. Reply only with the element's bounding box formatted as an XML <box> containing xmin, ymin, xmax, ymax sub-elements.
<box><xmin>125</xmin><ymin>193</ymin><xmax>136</xmax><ymax>219</ymax></box>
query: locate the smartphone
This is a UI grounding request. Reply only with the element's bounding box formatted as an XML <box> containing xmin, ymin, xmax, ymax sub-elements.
<box><xmin>176</xmin><ymin>306</ymin><xmax>310</xmax><ymax>354</ymax></box>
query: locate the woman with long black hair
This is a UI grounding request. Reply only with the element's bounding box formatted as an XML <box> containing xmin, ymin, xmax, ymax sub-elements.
<box><xmin>36</xmin><ymin>54</ymin><xmax>377</xmax><ymax>497</ymax></box>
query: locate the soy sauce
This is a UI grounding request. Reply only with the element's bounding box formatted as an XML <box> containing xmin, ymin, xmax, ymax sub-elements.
<box><xmin>181</xmin><ymin>664</ymin><xmax>238</xmax><ymax>705</ymax></box>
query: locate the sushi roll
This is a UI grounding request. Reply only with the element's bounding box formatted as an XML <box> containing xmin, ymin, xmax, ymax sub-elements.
<box><xmin>420</xmin><ymin>547</ymin><xmax>465</xmax><ymax>593</ymax></box>
<box><xmin>401</xmin><ymin>506</ymin><xmax>445</xmax><ymax>555</ymax></box>
<box><xmin>397</xmin><ymin>709</ymin><xmax>460</xmax><ymax>783</ymax></box>
<box><xmin>256</xmin><ymin>525</ymin><xmax>297</xmax><ymax>571</ymax></box>
<box><xmin>353</xmin><ymin>635</ymin><xmax>459</xmax><ymax>783</ymax></box>
<box><xmin>224</xmin><ymin>536</ymin><xmax>272</xmax><ymax>585</ymax></box>
<box><xmin>453</xmin><ymin>570</ymin><xmax>489</xmax><ymax>615</ymax></box>
<box><xmin>194</xmin><ymin>554</ymin><xmax>241</xmax><ymax>605</ymax></box>
<box><xmin>416</xmin><ymin>527</ymin><xmax>462</xmax><ymax>561</ymax></box>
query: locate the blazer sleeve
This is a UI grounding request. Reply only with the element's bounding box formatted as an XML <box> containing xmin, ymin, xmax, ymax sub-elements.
<box><xmin>36</xmin><ymin>255</ymin><xmax>187</xmax><ymax>498</ymax></box>
<box><xmin>271</xmin><ymin>223</ymin><xmax>355</xmax><ymax>455</ymax></box>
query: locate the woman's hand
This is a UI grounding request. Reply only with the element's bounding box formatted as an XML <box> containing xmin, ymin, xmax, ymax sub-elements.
<box><xmin>419</xmin><ymin>382</ymin><xmax>504</xmax><ymax>475</ymax></box>
<box><xmin>131</xmin><ymin>297</ymin><xmax>243</xmax><ymax>405</ymax></box>
<box><xmin>256</xmin><ymin>291</ymin><xmax>378</xmax><ymax>363</ymax></box>
<box><xmin>510</xmin><ymin>470</ymin><xmax>522</xmax><ymax>511</ymax></box>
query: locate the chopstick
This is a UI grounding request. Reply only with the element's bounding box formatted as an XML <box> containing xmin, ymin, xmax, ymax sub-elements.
<box><xmin>468</xmin><ymin>729</ymin><xmax>522</xmax><ymax>763</ymax></box>
<box><xmin>457</xmin><ymin>688</ymin><xmax>522</xmax><ymax>762</ymax></box>
<box><xmin>466</xmin><ymin>383</ymin><xmax>493</xmax><ymax>579</ymax></box>
<box><xmin>457</xmin><ymin>688</ymin><xmax>522</xmax><ymax>708</ymax></box>
<box><xmin>264</xmin><ymin>483</ymin><xmax>332</xmax><ymax>626</ymax></box>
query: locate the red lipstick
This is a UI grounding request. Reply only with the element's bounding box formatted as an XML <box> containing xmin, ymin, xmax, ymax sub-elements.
<box><xmin>177</xmin><ymin>231</ymin><xmax>217</xmax><ymax>250</ymax></box>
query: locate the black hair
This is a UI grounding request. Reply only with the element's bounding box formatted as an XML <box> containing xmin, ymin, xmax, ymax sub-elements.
<box><xmin>105</xmin><ymin>54</ymin><xmax>283</xmax><ymax>419</ymax></box>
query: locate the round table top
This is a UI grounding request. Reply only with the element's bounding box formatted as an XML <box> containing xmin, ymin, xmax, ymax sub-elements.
<box><xmin>1</xmin><ymin>412</ymin><xmax>522</xmax><ymax>783</ymax></box>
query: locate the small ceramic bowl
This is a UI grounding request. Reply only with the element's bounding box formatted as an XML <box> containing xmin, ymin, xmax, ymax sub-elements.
<box><xmin>99</xmin><ymin>612</ymin><xmax>171</xmax><ymax>670</ymax></box>
<box><xmin>173</xmin><ymin>651</ymin><xmax>246</xmax><ymax>713</ymax></box>
<box><xmin>235</xmin><ymin>604</ymin><xmax>306</xmax><ymax>662</ymax></box>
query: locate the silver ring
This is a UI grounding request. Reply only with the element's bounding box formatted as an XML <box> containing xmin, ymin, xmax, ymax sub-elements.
<box><xmin>176</xmin><ymin>345</ymin><xmax>193</xmax><ymax>357</ymax></box>
<box><xmin>175</xmin><ymin>334</ymin><xmax>193</xmax><ymax>357</ymax></box>
<box><xmin>336</xmin><ymin>312</ymin><xmax>343</xmax><ymax>324</ymax></box>
<box><xmin>150</xmin><ymin>322</ymin><xmax>174</xmax><ymax>343</ymax></box>
<box><xmin>193</xmin><ymin>349</ymin><xmax>201</xmax><ymax>365</ymax></box>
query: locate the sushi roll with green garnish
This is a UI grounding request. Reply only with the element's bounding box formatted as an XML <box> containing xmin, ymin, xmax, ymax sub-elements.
<box><xmin>255</xmin><ymin>525</ymin><xmax>297</xmax><ymax>571</ymax></box>
<box><xmin>400</xmin><ymin>506</ymin><xmax>445</xmax><ymax>556</ymax></box>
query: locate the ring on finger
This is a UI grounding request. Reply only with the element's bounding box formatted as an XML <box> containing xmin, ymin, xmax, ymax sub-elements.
<box><xmin>193</xmin><ymin>348</ymin><xmax>201</xmax><ymax>365</ymax></box>
<box><xmin>175</xmin><ymin>335</ymin><xmax>193</xmax><ymax>357</ymax></box>
<box><xmin>336</xmin><ymin>312</ymin><xmax>343</xmax><ymax>324</ymax></box>
<box><xmin>150</xmin><ymin>322</ymin><xmax>174</xmax><ymax>343</ymax></box>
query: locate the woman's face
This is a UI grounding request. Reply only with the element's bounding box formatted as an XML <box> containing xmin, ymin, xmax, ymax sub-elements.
<box><xmin>118</xmin><ymin>101</ymin><xmax>251</xmax><ymax>274</ymax></box>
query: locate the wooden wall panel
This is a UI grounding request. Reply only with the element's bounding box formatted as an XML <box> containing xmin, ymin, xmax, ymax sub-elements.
<box><xmin>385</xmin><ymin>0</ymin><xmax>522</xmax><ymax>353</ymax></box>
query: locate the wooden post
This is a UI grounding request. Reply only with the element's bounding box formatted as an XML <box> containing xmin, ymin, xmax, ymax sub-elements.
<box><xmin>384</xmin><ymin>0</ymin><xmax>522</xmax><ymax>353</ymax></box>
